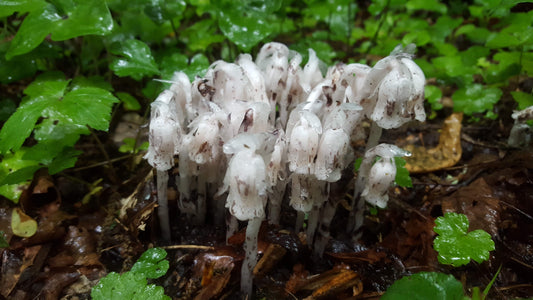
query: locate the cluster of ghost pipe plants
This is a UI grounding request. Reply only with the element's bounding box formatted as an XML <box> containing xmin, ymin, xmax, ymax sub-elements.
<box><xmin>144</xmin><ymin>42</ymin><xmax>426</xmax><ymax>296</ymax></box>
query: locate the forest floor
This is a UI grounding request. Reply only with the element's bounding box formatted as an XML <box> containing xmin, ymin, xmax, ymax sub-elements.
<box><xmin>1</xmin><ymin>86</ymin><xmax>533</xmax><ymax>300</ymax></box>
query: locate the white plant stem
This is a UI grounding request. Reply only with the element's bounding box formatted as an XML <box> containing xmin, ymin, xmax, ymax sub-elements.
<box><xmin>157</xmin><ymin>170</ymin><xmax>171</xmax><ymax>241</ymax></box>
<box><xmin>196</xmin><ymin>171</ymin><xmax>207</xmax><ymax>225</ymax></box>
<box><xmin>241</xmin><ymin>217</ymin><xmax>262</xmax><ymax>297</ymax></box>
<box><xmin>315</xmin><ymin>198</ymin><xmax>337</xmax><ymax>257</ymax></box>
<box><xmin>306</xmin><ymin>205</ymin><xmax>320</xmax><ymax>246</ymax></box>
<box><xmin>347</xmin><ymin>121</ymin><xmax>383</xmax><ymax>234</ymax></box>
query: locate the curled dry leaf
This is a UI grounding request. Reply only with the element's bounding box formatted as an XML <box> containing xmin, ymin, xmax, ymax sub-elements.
<box><xmin>192</xmin><ymin>251</ymin><xmax>235</xmax><ymax>300</ymax></box>
<box><xmin>404</xmin><ymin>112</ymin><xmax>463</xmax><ymax>173</ymax></box>
<box><xmin>286</xmin><ymin>264</ymin><xmax>362</xmax><ymax>299</ymax></box>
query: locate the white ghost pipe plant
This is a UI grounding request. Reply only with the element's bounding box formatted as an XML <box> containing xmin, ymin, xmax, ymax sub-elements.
<box><xmin>144</xmin><ymin>90</ymin><xmax>181</xmax><ymax>241</ymax></box>
<box><xmin>218</xmin><ymin>133</ymin><xmax>270</xmax><ymax>297</ymax></box>
<box><xmin>288</xmin><ymin>110</ymin><xmax>322</xmax><ymax>232</ymax></box>
<box><xmin>508</xmin><ymin>105</ymin><xmax>533</xmax><ymax>148</ymax></box>
<box><xmin>348</xmin><ymin>45</ymin><xmax>425</xmax><ymax>233</ymax></box>
<box><xmin>351</xmin><ymin>144</ymin><xmax>410</xmax><ymax>234</ymax></box>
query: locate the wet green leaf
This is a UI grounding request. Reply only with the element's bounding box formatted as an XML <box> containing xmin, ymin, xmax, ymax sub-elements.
<box><xmin>159</xmin><ymin>52</ymin><xmax>209</xmax><ymax>81</ymax></box>
<box><xmin>180</xmin><ymin>19</ymin><xmax>225</xmax><ymax>52</ymax></box>
<box><xmin>116</xmin><ymin>92</ymin><xmax>141</xmax><ymax>111</ymax></box>
<box><xmin>425</xmin><ymin>85</ymin><xmax>443</xmax><ymax>111</ymax></box>
<box><xmin>452</xmin><ymin>84</ymin><xmax>502</xmax><ymax>116</ymax></box>
<box><xmin>382</xmin><ymin>272</ymin><xmax>464</xmax><ymax>300</ymax></box>
<box><xmin>91</xmin><ymin>248</ymin><xmax>170</xmax><ymax>300</ymax></box>
<box><xmin>511</xmin><ymin>91</ymin><xmax>533</xmax><ymax>111</ymax></box>
<box><xmin>394</xmin><ymin>157</ymin><xmax>412</xmax><ymax>188</ymax></box>
<box><xmin>406</xmin><ymin>0</ymin><xmax>447</xmax><ymax>14</ymax></box>
<box><xmin>6</xmin><ymin>0</ymin><xmax>113</xmax><ymax>59</ymax></box>
<box><xmin>0</xmin><ymin>0</ymin><xmax>47</xmax><ymax>18</ymax></box>
<box><xmin>131</xmin><ymin>248</ymin><xmax>169</xmax><ymax>279</ymax></box>
<box><xmin>144</xmin><ymin>0</ymin><xmax>186</xmax><ymax>25</ymax></box>
<box><xmin>110</xmin><ymin>39</ymin><xmax>160</xmax><ymax>80</ymax></box>
<box><xmin>216</xmin><ymin>0</ymin><xmax>282</xmax><ymax>51</ymax></box>
<box><xmin>434</xmin><ymin>212</ymin><xmax>495</xmax><ymax>267</ymax></box>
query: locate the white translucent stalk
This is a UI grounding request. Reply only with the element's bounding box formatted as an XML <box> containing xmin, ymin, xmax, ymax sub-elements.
<box><xmin>315</xmin><ymin>198</ymin><xmax>337</xmax><ymax>257</ymax></box>
<box><xmin>157</xmin><ymin>170</ymin><xmax>171</xmax><ymax>241</ymax></box>
<box><xmin>241</xmin><ymin>216</ymin><xmax>262</xmax><ymax>297</ymax></box>
<box><xmin>306</xmin><ymin>205</ymin><xmax>320</xmax><ymax>246</ymax></box>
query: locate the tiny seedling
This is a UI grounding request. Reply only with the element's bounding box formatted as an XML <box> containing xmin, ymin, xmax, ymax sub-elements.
<box><xmin>91</xmin><ymin>247</ymin><xmax>170</xmax><ymax>300</ymax></box>
<box><xmin>433</xmin><ymin>212</ymin><xmax>495</xmax><ymax>267</ymax></box>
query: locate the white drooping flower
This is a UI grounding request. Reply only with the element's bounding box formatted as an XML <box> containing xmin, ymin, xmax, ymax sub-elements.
<box><xmin>144</xmin><ymin>90</ymin><xmax>181</xmax><ymax>171</ymax></box>
<box><xmin>508</xmin><ymin>105</ymin><xmax>533</xmax><ymax>147</ymax></box>
<box><xmin>360</xmin><ymin>144</ymin><xmax>410</xmax><ymax>208</ymax></box>
<box><xmin>299</xmin><ymin>49</ymin><xmax>324</xmax><ymax>94</ymax></box>
<box><xmin>288</xmin><ymin>111</ymin><xmax>322</xmax><ymax>175</ymax></box>
<box><xmin>359</xmin><ymin>44</ymin><xmax>426</xmax><ymax>129</ymax></box>
<box><xmin>220</xmin><ymin>134</ymin><xmax>269</xmax><ymax>221</ymax></box>
<box><xmin>315</xmin><ymin>128</ymin><xmax>352</xmax><ymax>182</ymax></box>
<box><xmin>361</xmin><ymin>158</ymin><xmax>396</xmax><ymax>208</ymax></box>
<box><xmin>169</xmin><ymin>71</ymin><xmax>192</xmax><ymax>128</ymax></box>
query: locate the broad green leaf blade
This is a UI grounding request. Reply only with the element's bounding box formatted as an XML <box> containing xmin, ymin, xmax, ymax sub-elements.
<box><xmin>216</xmin><ymin>0</ymin><xmax>282</xmax><ymax>51</ymax></box>
<box><xmin>0</xmin><ymin>97</ymin><xmax>55</xmax><ymax>153</ymax></box>
<box><xmin>144</xmin><ymin>0</ymin><xmax>186</xmax><ymax>25</ymax></box>
<box><xmin>0</xmin><ymin>0</ymin><xmax>47</xmax><ymax>18</ymax></box>
<box><xmin>116</xmin><ymin>92</ymin><xmax>141</xmax><ymax>111</ymax></box>
<box><xmin>6</xmin><ymin>3</ymin><xmax>62</xmax><ymax>59</ymax></box>
<box><xmin>406</xmin><ymin>0</ymin><xmax>447</xmax><ymax>14</ymax></box>
<box><xmin>131</xmin><ymin>248</ymin><xmax>169</xmax><ymax>279</ymax></box>
<box><xmin>110</xmin><ymin>40</ymin><xmax>160</xmax><ymax>80</ymax></box>
<box><xmin>433</xmin><ymin>213</ymin><xmax>495</xmax><ymax>267</ymax></box>
<box><xmin>382</xmin><ymin>272</ymin><xmax>464</xmax><ymax>300</ymax></box>
<box><xmin>394</xmin><ymin>157</ymin><xmax>413</xmax><ymax>188</ymax></box>
<box><xmin>180</xmin><ymin>19</ymin><xmax>226</xmax><ymax>52</ymax></box>
<box><xmin>50</xmin><ymin>0</ymin><xmax>113</xmax><ymax>41</ymax></box>
<box><xmin>159</xmin><ymin>52</ymin><xmax>209</xmax><ymax>81</ymax></box>
<box><xmin>57</xmin><ymin>87</ymin><xmax>119</xmax><ymax>131</ymax></box>
<box><xmin>511</xmin><ymin>91</ymin><xmax>533</xmax><ymax>111</ymax></box>
<box><xmin>452</xmin><ymin>84</ymin><xmax>502</xmax><ymax>116</ymax></box>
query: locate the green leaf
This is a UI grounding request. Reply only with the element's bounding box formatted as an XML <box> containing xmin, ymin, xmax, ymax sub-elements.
<box><xmin>0</xmin><ymin>148</ymin><xmax>41</xmax><ymax>202</ymax></box>
<box><xmin>216</xmin><ymin>0</ymin><xmax>282</xmax><ymax>51</ymax></box>
<box><xmin>116</xmin><ymin>92</ymin><xmax>141</xmax><ymax>111</ymax></box>
<box><xmin>180</xmin><ymin>19</ymin><xmax>226</xmax><ymax>52</ymax></box>
<box><xmin>452</xmin><ymin>84</ymin><xmax>502</xmax><ymax>116</ymax></box>
<box><xmin>91</xmin><ymin>248</ymin><xmax>170</xmax><ymax>300</ymax></box>
<box><xmin>429</xmin><ymin>16</ymin><xmax>463</xmax><ymax>44</ymax></box>
<box><xmin>130</xmin><ymin>248</ymin><xmax>169</xmax><ymax>279</ymax></box>
<box><xmin>91</xmin><ymin>271</ymin><xmax>170</xmax><ymax>300</ymax></box>
<box><xmin>6</xmin><ymin>0</ymin><xmax>113</xmax><ymax>59</ymax></box>
<box><xmin>425</xmin><ymin>85</ymin><xmax>443</xmax><ymax>111</ymax></box>
<box><xmin>394</xmin><ymin>157</ymin><xmax>412</xmax><ymax>188</ymax></box>
<box><xmin>485</xmin><ymin>12</ymin><xmax>533</xmax><ymax>49</ymax></box>
<box><xmin>159</xmin><ymin>52</ymin><xmax>209</xmax><ymax>81</ymax></box>
<box><xmin>455</xmin><ymin>24</ymin><xmax>491</xmax><ymax>44</ymax></box>
<box><xmin>433</xmin><ymin>212</ymin><xmax>495</xmax><ymax>267</ymax></box>
<box><xmin>382</xmin><ymin>272</ymin><xmax>464</xmax><ymax>300</ymax></box>
<box><xmin>0</xmin><ymin>0</ymin><xmax>47</xmax><ymax>18</ymax></box>
<box><xmin>511</xmin><ymin>91</ymin><xmax>533</xmax><ymax>111</ymax></box>
<box><xmin>406</xmin><ymin>0</ymin><xmax>447</xmax><ymax>14</ymax></box>
<box><xmin>144</xmin><ymin>0</ymin><xmax>186</xmax><ymax>25</ymax></box>
<box><xmin>110</xmin><ymin>39</ymin><xmax>160</xmax><ymax>80</ymax></box>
